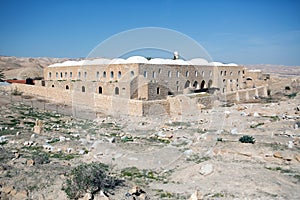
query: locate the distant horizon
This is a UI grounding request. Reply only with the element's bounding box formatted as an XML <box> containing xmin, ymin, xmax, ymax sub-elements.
<box><xmin>1</xmin><ymin>54</ymin><xmax>300</xmax><ymax>67</ymax></box>
<box><xmin>0</xmin><ymin>0</ymin><xmax>299</xmax><ymax>66</ymax></box>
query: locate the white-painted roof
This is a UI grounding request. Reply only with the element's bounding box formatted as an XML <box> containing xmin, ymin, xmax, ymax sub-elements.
<box><xmin>48</xmin><ymin>56</ymin><xmax>239</xmax><ymax>67</ymax></box>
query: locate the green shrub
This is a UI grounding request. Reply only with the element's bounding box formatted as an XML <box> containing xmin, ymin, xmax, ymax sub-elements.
<box><xmin>239</xmin><ymin>135</ymin><xmax>255</xmax><ymax>144</ymax></box>
<box><xmin>62</xmin><ymin>162</ymin><xmax>122</xmax><ymax>199</ymax></box>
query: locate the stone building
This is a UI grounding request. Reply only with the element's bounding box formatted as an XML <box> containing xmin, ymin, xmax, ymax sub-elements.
<box><xmin>43</xmin><ymin>56</ymin><xmax>246</xmax><ymax>101</ymax></box>
<box><xmin>10</xmin><ymin>56</ymin><xmax>267</xmax><ymax>116</ymax></box>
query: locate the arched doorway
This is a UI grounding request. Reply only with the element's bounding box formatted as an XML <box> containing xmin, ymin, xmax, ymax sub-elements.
<box><xmin>193</xmin><ymin>81</ymin><xmax>199</xmax><ymax>89</ymax></box>
<box><xmin>98</xmin><ymin>86</ymin><xmax>102</xmax><ymax>94</ymax></box>
<box><xmin>200</xmin><ymin>80</ymin><xmax>206</xmax><ymax>89</ymax></box>
<box><xmin>184</xmin><ymin>80</ymin><xmax>191</xmax><ymax>89</ymax></box>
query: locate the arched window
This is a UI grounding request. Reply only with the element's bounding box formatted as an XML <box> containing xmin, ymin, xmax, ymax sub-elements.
<box><xmin>131</xmin><ymin>71</ymin><xmax>135</xmax><ymax>77</ymax></box>
<box><xmin>52</xmin><ymin>85</ymin><xmax>54</xmax><ymax>88</ymax></box>
<box><xmin>66</xmin><ymin>85</ymin><xmax>69</xmax><ymax>90</ymax></box>
<box><xmin>110</xmin><ymin>71</ymin><xmax>114</xmax><ymax>78</ymax></box>
<box><xmin>224</xmin><ymin>71</ymin><xmax>227</xmax><ymax>76</ymax></box>
<box><xmin>82</xmin><ymin>86</ymin><xmax>85</xmax><ymax>92</ymax></box>
<box><xmin>202</xmin><ymin>71</ymin><xmax>205</xmax><ymax>76</ymax></box>
<box><xmin>103</xmin><ymin>71</ymin><xmax>106</xmax><ymax>78</ymax></box>
<box><xmin>195</xmin><ymin>71</ymin><xmax>198</xmax><ymax>77</ymax></box>
<box><xmin>84</xmin><ymin>72</ymin><xmax>87</xmax><ymax>78</ymax></box>
<box><xmin>144</xmin><ymin>71</ymin><xmax>147</xmax><ymax>78</ymax></box>
<box><xmin>78</xmin><ymin>72</ymin><xmax>81</xmax><ymax>78</ymax></box>
<box><xmin>208</xmin><ymin>80</ymin><xmax>213</xmax><ymax>88</ymax></box>
<box><xmin>60</xmin><ymin>72</ymin><xmax>63</xmax><ymax>78</ymax></box>
<box><xmin>156</xmin><ymin>87</ymin><xmax>160</xmax><ymax>94</ymax></box>
<box><xmin>49</xmin><ymin>72</ymin><xmax>52</xmax><ymax>78</ymax></box>
<box><xmin>186</xmin><ymin>71</ymin><xmax>189</xmax><ymax>77</ymax></box>
<box><xmin>70</xmin><ymin>72</ymin><xmax>73</xmax><ymax>78</ymax></box>
<box><xmin>96</xmin><ymin>71</ymin><xmax>100</xmax><ymax>79</ymax></box>
<box><xmin>230</xmin><ymin>72</ymin><xmax>233</xmax><ymax>76</ymax></box>
<box><xmin>98</xmin><ymin>86</ymin><xmax>102</xmax><ymax>94</ymax></box>
<box><xmin>65</xmin><ymin>72</ymin><xmax>67</xmax><ymax>78</ymax></box>
<box><xmin>209</xmin><ymin>71</ymin><xmax>212</xmax><ymax>77</ymax></box>
<box><xmin>168</xmin><ymin>71</ymin><xmax>171</xmax><ymax>77</ymax></box>
<box><xmin>115</xmin><ymin>87</ymin><xmax>119</xmax><ymax>95</ymax></box>
<box><xmin>152</xmin><ymin>71</ymin><xmax>156</xmax><ymax>78</ymax></box>
<box><xmin>118</xmin><ymin>71</ymin><xmax>121</xmax><ymax>78</ymax></box>
<box><xmin>176</xmin><ymin>71</ymin><xmax>179</xmax><ymax>78</ymax></box>
<box><xmin>56</xmin><ymin>72</ymin><xmax>58</xmax><ymax>78</ymax></box>
<box><xmin>158</xmin><ymin>68</ymin><xmax>162</xmax><ymax>73</ymax></box>
<box><xmin>220</xmin><ymin>71</ymin><xmax>223</xmax><ymax>76</ymax></box>
<box><xmin>238</xmin><ymin>71</ymin><xmax>241</xmax><ymax>76</ymax></box>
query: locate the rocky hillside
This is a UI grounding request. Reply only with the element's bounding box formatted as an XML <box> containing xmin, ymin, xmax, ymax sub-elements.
<box><xmin>0</xmin><ymin>56</ymin><xmax>73</xmax><ymax>80</ymax></box>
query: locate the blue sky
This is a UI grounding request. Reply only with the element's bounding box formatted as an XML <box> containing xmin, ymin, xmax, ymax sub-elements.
<box><xmin>0</xmin><ymin>0</ymin><xmax>299</xmax><ymax>65</ymax></box>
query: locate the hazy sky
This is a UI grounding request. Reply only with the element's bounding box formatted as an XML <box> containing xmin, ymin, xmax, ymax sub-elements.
<box><xmin>0</xmin><ymin>0</ymin><xmax>299</xmax><ymax>65</ymax></box>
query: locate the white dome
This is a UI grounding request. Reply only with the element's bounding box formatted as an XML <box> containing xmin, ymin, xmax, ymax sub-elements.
<box><xmin>126</xmin><ymin>56</ymin><xmax>148</xmax><ymax>63</ymax></box>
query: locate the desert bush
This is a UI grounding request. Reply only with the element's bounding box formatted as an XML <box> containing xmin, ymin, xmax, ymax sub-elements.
<box><xmin>62</xmin><ymin>162</ymin><xmax>122</xmax><ymax>199</ymax></box>
<box><xmin>239</xmin><ymin>135</ymin><xmax>255</xmax><ymax>144</ymax></box>
<box><xmin>32</xmin><ymin>152</ymin><xmax>50</xmax><ymax>164</ymax></box>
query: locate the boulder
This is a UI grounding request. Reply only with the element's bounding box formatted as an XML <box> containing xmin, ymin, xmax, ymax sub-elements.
<box><xmin>26</xmin><ymin>159</ymin><xmax>35</xmax><ymax>166</ymax></box>
<box><xmin>188</xmin><ymin>190</ymin><xmax>203</xmax><ymax>200</ymax></box>
<box><xmin>79</xmin><ymin>193</ymin><xmax>92</xmax><ymax>200</ymax></box>
<box><xmin>2</xmin><ymin>185</ymin><xmax>14</xmax><ymax>194</ymax></box>
<box><xmin>273</xmin><ymin>152</ymin><xmax>283</xmax><ymax>159</ymax></box>
<box><xmin>199</xmin><ymin>163</ymin><xmax>214</xmax><ymax>176</ymax></box>
<box><xmin>14</xmin><ymin>190</ymin><xmax>28</xmax><ymax>200</ymax></box>
<box><xmin>294</xmin><ymin>154</ymin><xmax>300</xmax><ymax>162</ymax></box>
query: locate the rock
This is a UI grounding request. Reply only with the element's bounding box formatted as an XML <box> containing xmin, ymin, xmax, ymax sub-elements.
<box><xmin>294</xmin><ymin>121</ymin><xmax>300</xmax><ymax>129</ymax></box>
<box><xmin>14</xmin><ymin>190</ymin><xmax>28</xmax><ymax>200</ymax></box>
<box><xmin>288</xmin><ymin>141</ymin><xmax>294</xmax><ymax>148</ymax></box>
<box><xmin>80</xmin><ymin>193</ymin><xmax>92</xmax><ymax>200</ymax></box>
<box><xmin>79</xmin><ymin>150</ymin><xmax>85</xmax><ymax>155</ymax></box>
<box><xmin>14</xmin><ymin>152</ymin><xmax>20</xmax><ymax>159</ymax></box>
<box><xmin>108</xmin><ymin>137</ymin><xmax>115</xmax><ymax>143</ymax></box>
<box><xmin>184</xmin><ymin>149</ymin><xmax>194</xmax><ymax>156</ymax></box>
<box><xmin>10</xmin><ymin>189</ymin><xmax>17</xmax><ymax>196</ymax></box>
<box><xmin>253</xmin><ymin>112</ymin><xmax>260</xmax><ymax>117</ymax></box>
<box><xmin>188</xmin><ymin>190</ymin><xmax>203</xmax><ymax>200</ymax></box>
<box><xmin>230</xmin><ymin>128</ymin><xmax>238</xmax><ymax>135</ymax></box>
<box><xmin>294</xmin><ymin>154</ymin><xmax>300</xmax><ymax>162</ymax></box>
<box><xmin>273</xmin><ymin>152</ymin><xmax>283</xmax><ymax>159</ymax></box>
<box><xmin>26</xmin><ymin>159</ymin><xmax>35</xmax><ymax>166</ymax></box>
<box><xmin>67</xmin><ymin>148</ymin><xmax>73</xmax><ymax>153</ymax></box>
<box><xmin>59</xmin><ymin>136</ymin><xmax>66</xmax><ymax>142</ymax></box>
<box><xmin>2</xmin><ymin>185</ymin><xmax>14</xmax><ymax>194</ymax></box>
<box><xmin>199</xmin><ymin>163</ymin><xmax>214</xmax><ymax>176</ymax></box>
<box><xmin>94</xmin><ymin>190</ymin><xmax>110</xmax><ymax>200</ymax></box>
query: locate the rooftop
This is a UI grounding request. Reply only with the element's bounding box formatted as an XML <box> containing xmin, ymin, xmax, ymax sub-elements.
<box><xmin>48</xmin><ymin>56</ymin><xmax>239</xmax><ymax>67</ymax></box>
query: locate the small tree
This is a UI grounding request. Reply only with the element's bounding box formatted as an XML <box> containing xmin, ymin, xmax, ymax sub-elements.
<box><xmin>239</xmin><ymin>135</ymin><xmax>255</xmax><ymax>144</ymax></box>
<box><xmin>62</xmin><ymin>162</ymin><xmax>122</xmax><ymax>199</ymax></box>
